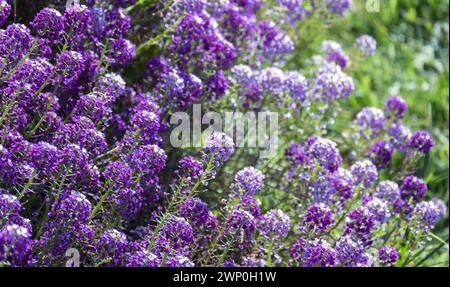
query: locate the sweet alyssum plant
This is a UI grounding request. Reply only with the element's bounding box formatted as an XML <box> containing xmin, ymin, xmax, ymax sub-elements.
<box><xmin>0</xmin><ymin>0</ymin><xmax>447</xmax><ymax>267</ymax></box>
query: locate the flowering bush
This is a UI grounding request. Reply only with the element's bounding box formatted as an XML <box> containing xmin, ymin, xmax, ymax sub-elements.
<box><xmin>0</xmin><ymin>0</ymin><xmax>448</xmax><ymax>267</ymax></box>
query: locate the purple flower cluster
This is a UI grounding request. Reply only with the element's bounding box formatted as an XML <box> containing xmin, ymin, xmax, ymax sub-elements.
<box><xmin>302</xmin><ymin>203</ymin><xmax>333</xmax><ymax>233</ymax></box>
<box><xmin>378</xmin><ymin>245</ymin><xmax>398</xmax><ymax>266</ymax></box>
<box><xmin>408</xmin><ymin>130</ymin><xmax>434</xmax><ymax>154</ymax></box>
<box><xmin>0</xmin><ymin>0</ymin><xmax>11</xmax><ymax>26</ymax></box>
<box><xmin>232</xmin><ymin>167</ymin><xmax>265</xmax><ymax>196</ymax></box>
<box><xmin>355</xmin><ymin>34</ymin><xmax>377</xmax><ymax>56</ymax></box>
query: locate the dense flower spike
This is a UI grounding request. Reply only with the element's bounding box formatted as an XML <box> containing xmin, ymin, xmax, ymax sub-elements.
<box><xmin>202</xmin><ymin>131</ymin><xmax>235</xmax><ymax>169</ymax></box>
<box><xmin>0</xmin><ymin>0</ymin><xmax>11</xmax><ymax>26</ymax></box>
<box><xmin>308</xmin><ymin>137</ymin><xmax>342</xmax><ymax>172</ymax></box>
<box><xmin>375</xmin><ymin>181</ymin><xmax>400</xmax><ymax>203</ymax></box>
<box><xmin>0</xmin><ymin>224</ymin><xmax>33</xmax><ymax>266</ymax></box>
<box><xmin>31</xmin><ymin>8</ymin><xmax>64</xmax><ymax>42</ymax></box>
<box><xmin>174</xmin><ymin>156</ymin><xmax>204</xmax><ymax>185</ymax></box>
<box><xmin>400</xmin><ymin>175</ymin><xmax>427</xmax><ymax>202</ymax></box>
<box><xmin>388</xmin><ymin>122</ymin><xmax>411</xmax><ymax>152</ymax></box>
<box><xmin>302</xmin><ymin>203</ymin><xmax>333</xmax><ymax>233</ymax></box>
<box><xmin>233</xmin><ymin>167</ymin><xmax>265</xmax><ymax>196</ymax></box>
<box><xmin>314</xmin><ymin>62</ymin><xmax>354</xmax><ymax>101</ymax></box>
<box><xmin>345</xmin><ymin>207</ymin><xmax>375</xmax><ymax>241</ymax></box>
<box><xmin>369</xmin><ymin>140</ymin><xmax>393</xmax><ymax>169</ymax></box>
<box><xmin>355</xmin><ymin>34</ymin><xmax>377</xmax><ymax>55</ymax></box>
<box><xmin>364</xmin><ymin>197</ymin><xmax>390</xmax><ymax>222</ymax></box>
<box><xmin>413</xmin><ymin>201</ymin><xmax>441</xmax><ymax>231</ymax></box>
<box><xmin>335</xmin><ymin>235</ymin><xmax>370</xmax><ymax>267</ymax></box>
<box><xmin>354</xmin><ymin>107</ymin><xmax>386</xmax><ymax>138</ymax></box>
<box><xmin>408</xmin><ymin>130</ymin><xmax>434</xmax><ymax>154</ymax></box>
<box><xmin>350</xmin><ymin>160</ymin><xmax>378</xmax><ymax>188</ymax></box>
<box><xmin>378</xmin><ymin>245</ymin><xmax>398</xmax><ymax>266</ymax></box>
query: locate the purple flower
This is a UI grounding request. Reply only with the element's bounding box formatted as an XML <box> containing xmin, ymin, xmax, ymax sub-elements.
<box><xmin>59</xmin><ymin>144</ymin><xmax>100</xmax><ymax>191</ymax></box>
<box><xmin>364</xmin><ymin>197</ymin><xmax>390</xmax><ymax>222</ymax></box>
<box><xmin>206</xmin><ymin>70</ymin><xmax>229</xmax><ymax>101</ymax></box>
<box><xmin>326</xmin><ymin>49</ymin><xmax>349</xmax><ymax>69</ymax></box>
<box><xmin>375</xmin><ymin>181</ymin><xmax>400</xmax><ymax>203</ymax></box>
<box><xmin>0</xmin><ymin>193</ymin><xmax>24</xmax><ymax>228</ymax></box>
<box><xmin>53</xmin><ymin>116</ymin><xmax>107</xmax><ymax>157</ymax></box>
<box><xmin>431</xmin><ymin>197</ymin><xmax>447</xmax><ymax>218</ymax></box>
<box><xmin>283</xmin><ymin>71</ymin><xmax>309</xmax><ymax>103</ymax></box>
<box><xmin>290</xmin><ymin>237</ymin><xmax>306</xmax><ymax>262</ymax></box>
<box><xmin>384</xmin><ymin>96</ymin><xmax>408</xmax><ymax>119</ymax></box>
<box><xmin>355</xmin><ymin>34</ymin><xmax>377</xmax><ymax>56</ymax></box>
<box><xmin>329</xmin><ymin>168</ymin><xmax>355</xmax><ymax>200</ymax></box>
<box><xmin>107</xmin><ymin>38</ymin><xmax>136</xmax><ymax>66</ymax></box>
<box><xmin>258</xmin><ymin>67</ymin><xmax>285</xmax><ymax>95</ymax></box>
<box><xmin>0</xmin><ymin>224</ymin><xmax>33</xmax><ymax>266</ymax></box>
<box><xmin>102</xmin><ymin>160</ymin><xmax>132</xmax><ymax>190</ymax></box>
<box><xmin>369</xmin><ymin>140</ymin><xmax>393</xmax><ymax>169</ymax></box>
<box><xmin>408</xmin><ymin>130</ymin><xmax>434</xmax><ymax>154</ymax></box>
<box><xmin>345</xmin><ymin>207</ymin><xmax>375</xmax><ymax>242</ymax></box>
<box><xmin>129</xmin><ymin>99</ymin><xmax>161</xmax><ymax>145</ymax></box>
<box><xmin>302</xmin><ymin>203</ymin><xmax>333</xmax><ymax>233</ymax></box>
<box><xmin>335</xmin><ymin>235</ymin><xmax>369</xmax><ymax>267</ymax></box>
<box><xmin>400</xmin><ymin>175</ymin><xmax>427</xmax><ymax>202</ymax></box>
<box><xmin>277</xmin><ymin>0</ymin><xmax>306</xmax><ymax>23</ymax></box>
<box><xmin>388</xmin><ymin>123</ymin><xmax>411</xmax><ymax>152</ymax></box>
<box><xmin>202</xmin><ymin>131</ymin><xmax>235</xmax><ymax>169</ymax></box>
<box><xmin>351</xmin><ymin>160</ymin><xmax>378</xmax><ymax>188</ymax></box>
<box><xmin>96</xmin><ymin>229</ymin><xmax>129</xmax><ymax>266</ymax></box>
<box><xmin>27</xmin><ymin>142</ymin><xmax>61</xmax><ymax>180</ymax></box>
<box><xmin>48</xmin><ymin>190</ymin><xmax>92</xmax><ymax>228</ymax></box>
<box><xmin>95</xmin><ymin>72</ymin><xmax>127</xmax><ymax>100</ymax></box>
<box><xmin>233</xmin><ymin>167</ymin><xmax>264</xmax><ymax>196</ymax></box>
<box><xmin>5</xmin><ymin>58</ymin><xmax>54</xmax><ymax>101</ymax></box>
<box><xmin>258</xmin><ymin>209</ymin><xmax>291</xmax><ymax>240</ymax></box>
<box><xmin>257</xmin><ymin>20</ymin><xmax>294</xmax><ymax>62</ymax></box>
<box><xmin>53</xmin><ymin>51</ymin><xmax>85</xmax><ymax>88</ymax></box>
<box><xmin>103</xmin><ymin>8</ymin><xmax>131</xmax><ymax>38</ymax></box>
<box><xmin>74</xmin><ymin>92</ymin><xmax>112</xmax><ymax>123</ymax></box>
<box><xmin>241</xmin><ymin>255</ymin><xmax>265</xmax><ymax>267</ymax></box>
<box><xmin>127</xmin><ymin>145</ymin><xmax>167</xmax><ymax>186</ymax></box>
<box><xmin>0</xmin><ymin>0</ymin><xmax>11</xmax><ymax>26</ymax></box>
<box><xmin>64</xmin><ymin>4</ymin><xmax>91</xmax><ymax>40</ymax></box>
<box><xmin>0</xmin><ymin>24</ymin><xmax>33</xmax><ymax>63</ymax></box>
<box><xmin>170</xmin><ymin>13</ymin><xmax>235</xmax><ymax>71</ymax></box>
<box><xmin>126</xmin><ymin>250</ymin><xmax>160</xmax><ymax>267</ymax></box>
<box><xmin>164</xmin><ymin>255</ymin><xmax>195</xmax><ymax>267</ymax></box>
<box><xmin>327</xmin><ymin>0</ymin><xmax>351</xmax><ymax>15</ymax></box>
<box><xmin>300</xmin><ymin>239</ymin><xmax>337</xmax><ymax>267</ymax></box>
<box><xmin>174</xmin><ymin>156</ymin><xmax>204</xmax><ymax>185</ymax></box>
<box><xmin>237</xmin><ymin>196</ymin><xmax>262</xmax><ymax>218</ymax></box>
<box><xmin>155</xmin><ymin>215</ymin><xmax>194</xmax><ymax>255</ymax></box>
<box><xmin>178</xmin><ymin>197</ymin><xmax>218</xmax><ymax>242</ymax></box>
<box><xmin>223</xmin><ymin>209</ymin><xmax>256</xmax><ymax>249</ymax></box>
<box><xmin>31</xmin><ymin>8</ymin><xmax>64</xmax><ymax>42</ymax></box>
<box><xmin>378</xmin><ymin>246</ymin><xmax>398</xmax><ymax>266</ymax></box>
<box><xmin>314</xmin><ymin>62</ymin><xmax>354</xmax><ymax>101</ymax></box>
<box><xmin>354</xmin><ymin>107</ymin><xmax>386</xmax><ymax>138</ymax></box>
<box><xmin>309</xmin><ymin>137</ymin><xmax>342</xmax><ymax>172</ymax></box>
<box><xmin>285</xmin><ymin>143</ymin><xmax>309</xmax><ymax>165</ymax></box>
<box><xmin>413</xmin><ymin>201</ymin><xmax>441</xmax><ymax>231</ymax></box>
<box><xmin>0</xmin><ymin>144</ymin><xmax>15</xmax><ymax>183</ymax></box>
